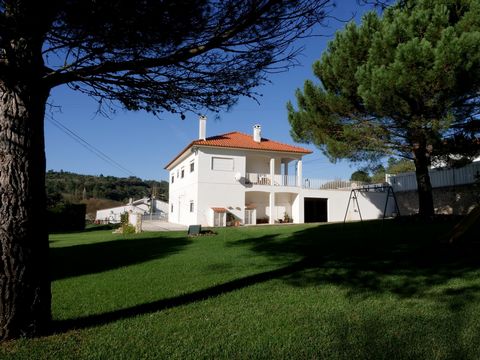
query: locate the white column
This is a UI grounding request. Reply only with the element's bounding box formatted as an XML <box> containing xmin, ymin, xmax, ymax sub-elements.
<box><xmin>297</xmin><ymin>159</ymin><xmax>303</xmax><ymax>187</ymax></box>
<box><xmin>284</xmin><ymin>161</ymin><xmax>289</xmax><ymax>176</ymax></box>
<box><xmin>269</xmin><ymin>157</ymin><xmax>275</xmax><ymax>185</ymax></box>
<box><xmin>269</xmin><ymin>192</ymin><xmax>275</xmax><ymax>224</ymax></box>
<box><xmin>292</xmin><ymin>193</ymin><xmax>304</xmax><ymax>224</ymax></box>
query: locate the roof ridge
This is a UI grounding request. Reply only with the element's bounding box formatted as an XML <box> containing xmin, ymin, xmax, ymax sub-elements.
<box><xmin>166</xmin><ymin>129</ymin><xmax>312</xmax><ymax>169</ymax></box>
<box><xmin>204</xmin><ymin>131</ymin><xmax>239</xmax><ymax>139</ymax></box>
<box><xmin>234</xmin><ymin>130</ymin><xmax>309</xmax><ymax>151</ymax></box>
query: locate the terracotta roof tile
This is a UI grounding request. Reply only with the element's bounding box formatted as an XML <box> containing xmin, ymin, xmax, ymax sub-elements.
<box><xmin>193</xmin><ymin>131</ymin><xmax>312</xmax><ymax>154</ymax></box>
<box><xmin>165</xmin><ymin>131</ymin><xmax>311</xmax><ymax>169</ymax></box>
<box><xmin>211</xmin><ymin>207</ymin><xmax>227</xmax><ymax>213</ymax></box>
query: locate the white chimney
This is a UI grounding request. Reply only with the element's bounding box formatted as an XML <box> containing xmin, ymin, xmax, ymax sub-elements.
<box><xmin>253</xmin><ymin>124</ymin><xmax>262</xmax><ymax>143</ymax></box>
<box><xmin>199</xmin><ymin>115</ymin><xmax>207</xmax><ymax>140</ymax></box>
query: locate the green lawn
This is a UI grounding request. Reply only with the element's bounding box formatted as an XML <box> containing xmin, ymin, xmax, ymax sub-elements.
<box><xmin>2</xmin><ymin>219</ymin><xmax>480</xmax><ymax>359</ymax></box>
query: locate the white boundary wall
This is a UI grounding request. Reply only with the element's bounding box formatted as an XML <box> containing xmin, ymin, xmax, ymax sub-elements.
<box><xmin>387</xmin><ymin>161</ymin><xmax>480</xmax><ymax>192</ymax></box>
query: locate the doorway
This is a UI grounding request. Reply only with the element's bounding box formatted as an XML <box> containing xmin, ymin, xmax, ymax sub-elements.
<box><xmin>304</xmin><ymin>198</ymin><xmax>328</xmax><ymax>223</ymax></box>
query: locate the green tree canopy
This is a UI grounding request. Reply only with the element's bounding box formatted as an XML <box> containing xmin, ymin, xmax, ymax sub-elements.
<box><xmin>350</xmin><ymin>170</ymin><xmax>371</xmax><ymax>183</ymax></box>
<box><xmin>353</xmin><ymin>157</ymin><xmax>416</xmax><ymax>183</ymax></box>
<box><xmin>288</xmin><ymin>0</ymin><xmax>480</xmax><ymax>216</ymax></box>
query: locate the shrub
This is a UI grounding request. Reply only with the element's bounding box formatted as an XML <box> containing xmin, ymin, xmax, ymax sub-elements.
<box><xmin>48</xmin><ymin>203</ymin><xmax>86</xmax><ymax>232</ymax></box>
<box><xmin>119</xmin><ymin>212</ymin><xmax>136</xmax><ymax>234</ymax></box>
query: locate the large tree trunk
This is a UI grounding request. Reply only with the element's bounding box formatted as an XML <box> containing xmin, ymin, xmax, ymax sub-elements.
<box><xmin>413</xmin><ymin>144</ymin><xmax>435</xmax><ymax>217</ymax></box>
<box><xmin>0</xmin><ymin>80</ymin><xmax>51</xmax><ymax>338</ymax></box>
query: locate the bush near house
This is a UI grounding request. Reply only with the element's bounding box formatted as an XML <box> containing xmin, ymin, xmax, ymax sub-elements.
<box><xmin>47</xmin><ymin>203</ymin><xmax>86</xmax><ymax>232</ymax></box>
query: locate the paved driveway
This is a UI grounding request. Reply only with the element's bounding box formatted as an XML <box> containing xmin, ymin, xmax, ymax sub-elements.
<box><xmin>141</xmin><ymin>220</ymin><xmax>188</xmax><ymax>232</ymax></box>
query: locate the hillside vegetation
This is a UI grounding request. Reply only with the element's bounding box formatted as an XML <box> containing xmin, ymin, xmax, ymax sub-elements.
<box><xmin>46</xmin><ymin>170</ymin><xmax>169</xmax><ymax>217</ymax></box>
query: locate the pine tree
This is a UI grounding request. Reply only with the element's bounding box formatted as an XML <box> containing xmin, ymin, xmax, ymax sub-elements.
<box><xmin>288</xmin><ymin>0</ymin><xmax>480</xmax><ymax>217</ymax></box>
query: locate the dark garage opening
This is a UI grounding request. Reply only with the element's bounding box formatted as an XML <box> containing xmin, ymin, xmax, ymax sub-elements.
<box><xmin>304</xmin><ymin>198</ymin><xmax>328</xmax><ymax>223</ymax></box>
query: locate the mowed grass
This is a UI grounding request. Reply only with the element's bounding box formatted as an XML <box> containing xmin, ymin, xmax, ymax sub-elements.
<box><xmin>2</xmin><ymin>219</ymin><xmax>480</xmax><ymax>359</ymax></box>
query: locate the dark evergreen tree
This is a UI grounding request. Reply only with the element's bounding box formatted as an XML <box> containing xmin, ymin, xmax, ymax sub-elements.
<box><xmin>350</xmin><ymin>170</ymin><xmax>371</xmax><ymax>183</ymax></box>
<box><xmin>288</xmin><ymin>0</ymin><xmax>480</xmax><ymax>217</ymax></box>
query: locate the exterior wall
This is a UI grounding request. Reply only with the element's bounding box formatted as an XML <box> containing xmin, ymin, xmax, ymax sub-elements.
<box><xmin>153</xmin><ymin>200</ymin><xmax>169</xmax><ymax>214</ymax></box>
<box><xmin>245</xmin><ymin>191</ymin><xmax>269</xmax><ymax>220</ymax></box>
<box><xmin>395</xmin><ymin>184</ymin><xmax>479</xmax><ymax>215</ymax></box>
<box><xmin>196</xmin><ymin>147</ymin><xmax>246</xmax><ymax>226</ymax></box>
<box><xmin>387</xmin><ymin>161</ymin><xmax>480</xmax><ymax>192</ymax></box>
<box><xmin>246</xmin><ymin>154</ymin><xmax>271</xmax><ymax>174</ymax></box>
<box><xmin>301</xmin><ymin>189</ymin><xmax>395</xmax><ymax>222</ymax></box>
<box><xmin>292</xmin><ymin>193</ymin><xmax>303</xmax><ymax>223</ymax></box>
<box><xmin>273</xmin><ymin>192</ymin><xmax>294</xmax><ymax>221</ymax></box>
<box><xmin>245</xmin><ymin>152</ymin><xmax>298</xmax><ymax>176</ymax></box>
<box><xmin>168</xmin><ymin>151</ymin><xmax>199</xmax><ymax>225</ymax></box>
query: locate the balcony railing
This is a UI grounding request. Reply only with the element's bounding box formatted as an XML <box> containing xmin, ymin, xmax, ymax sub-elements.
<box><xmin>302</xmin><ymin>178</ymin><xmax>365</xmax><ymax>190</ymax></box>
<box><xmin>245</xmin><ymin>173</ymin><xmax>298</xmax><ymax>186</ymax></box>
<box><xmin>245</xmin><ymin>173</ymin><xmax>364</xmax><ymax>190</ymax></box>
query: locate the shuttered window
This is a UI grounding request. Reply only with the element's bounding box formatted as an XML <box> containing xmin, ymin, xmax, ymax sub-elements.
<box><xmin>211</xmin><ymin>157</ymin><xmax>234</xmax><ymax>171</ymax></box>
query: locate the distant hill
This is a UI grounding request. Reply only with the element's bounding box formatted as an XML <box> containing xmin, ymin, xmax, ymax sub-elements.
<box><xmin>46</xmin><ymin>170</ymin><xmax>169</xmax><ymax>218</ymax></box>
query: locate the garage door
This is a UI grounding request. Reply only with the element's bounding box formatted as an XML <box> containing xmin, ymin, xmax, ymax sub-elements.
<box><xmin>304</xmin><ymin>198</ymin><xmax>328</xmax><ymax>223</ymax></box>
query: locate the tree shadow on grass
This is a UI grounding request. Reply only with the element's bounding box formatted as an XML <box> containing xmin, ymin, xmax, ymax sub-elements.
<box><xmin>49</xmin><ymin>224</ymin><xmax>117</xmax><ymax>235</ymax></box>
<box><xmin>52</xmin><ymin>259</ymin><xmax>307</xmax><ymax>334</ymax></box>
<box><xmin>50</xmin><ymin>234</ymin><xmax>191</xmax><ymax>281</ymax></box>
<box><xmin>52</xmin><ymin>219</ymin><xmax>480</xmax><ymax>335</ymax></box>
<box><xmin>230</xmin><ymin>219</ymin><xmax>480</xmax><ymax>306</ymax></box>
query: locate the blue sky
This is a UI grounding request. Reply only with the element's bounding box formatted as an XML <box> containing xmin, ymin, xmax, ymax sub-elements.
<box><xmin>45</xmin><ymin>1</ymin><xmax>373</xmax><ymax>182</ymax></box>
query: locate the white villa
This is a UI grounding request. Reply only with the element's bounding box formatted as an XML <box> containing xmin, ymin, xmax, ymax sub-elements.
<box><xmin>165</xmin><ymin>116</ymin><xmax>395</xmax><ymax>227</ymax></box>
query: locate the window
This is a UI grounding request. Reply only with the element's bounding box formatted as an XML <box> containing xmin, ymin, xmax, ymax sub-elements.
<box><xmin>190</xmin><ymin>201</ymin><xmax>194</xmax><ymax>213</ymax></box>
<box><xmin>211</xmin><ymin>157</ymin><xmax>234</xmax><ymax>171</ymax></box>
<box><xmin>176</xmin><ymin>170</ymin><xmax>179</xmax><ymax>178</ymax></box>
<box><xmin>170</xmin><ymin>204</ymin><xmax>173</xmax><ymax>213</ymax></box>
<box><xmin>181</xmin><ymin>168</ymin><xmax>185</xmax><ymax>178</ymax></box>
<box><xmin>171</xmin><ymin>176</ymin><xmax>174</xmax><ymax>184</ymax></box>
<box><xmin>190</xmin><ymin>161</ymin><xmax>195</xmax><ymax>172</ymax></box>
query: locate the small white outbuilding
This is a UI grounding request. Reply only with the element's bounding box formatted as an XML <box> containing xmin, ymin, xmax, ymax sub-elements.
<box><xmin>95</xmin><ymin>197</ymin><xmax>168</xmax><ymax>223</ymax></box>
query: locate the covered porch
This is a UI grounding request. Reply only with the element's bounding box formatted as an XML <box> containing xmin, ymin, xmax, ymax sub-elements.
<box><xmin>244</xmin><ymin>191</ymin><xmax>300</xmax><ymax>225</ymax></box>
<box><xmin>244</xmin><ymin>153</ymin><xmax>303</xmax><ymax>188</ymax></box>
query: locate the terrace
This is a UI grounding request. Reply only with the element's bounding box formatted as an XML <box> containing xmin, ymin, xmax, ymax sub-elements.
<box><xmin>244</xmin><ymin>172</ymin><xmax>365</xmax><ymax>190</ymax></box>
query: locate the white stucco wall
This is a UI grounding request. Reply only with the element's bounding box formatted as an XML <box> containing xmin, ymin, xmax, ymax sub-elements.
<box><xmin>301</xmin><ymin>189</ymin><xmax>395</xmax><ymax>222</ymax></box>
<box><xmin>245</xmin><ymin>152</ymin><xmax>297</xmax><ymax>176</ymax></box>
<box><xmin>168</xmin><ymin>151</ymin><xmax>199</xmax><ymax>225</ymax></box>
<box><xmin>245</xmin><ymin>191</ymin><xmax>269</xmax><ymax>220</ymax></box>
<box><xmin>292</xmin><ymin>193</ymin><xmax>303</xmax><ymax>223</ymax></box>
<box><xmin>273</xmin><ymin>192</ymin><xmax>294</xmax><ymax>221</ymax></box>
<box><xmin>196</xmin><ymin>147</ymin><xmax>246</xmax><ymax>226</ymax></box>
<box><xmin>153</xmin><ymin>200</ymin><xmax>169</xmax><ymax>214</ymax></box>
<box><xmin>246</xmin><ymin>154</ymin><xmax>272</xmax><ymax>174</ymax></box>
